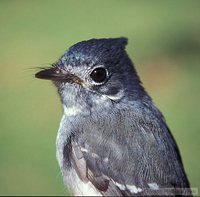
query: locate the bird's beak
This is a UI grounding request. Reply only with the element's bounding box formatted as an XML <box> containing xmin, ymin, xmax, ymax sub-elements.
<box><xmin>35</xmin><ymin>67</ymin><xmax>83</xmax><ymax>85</ymax></box>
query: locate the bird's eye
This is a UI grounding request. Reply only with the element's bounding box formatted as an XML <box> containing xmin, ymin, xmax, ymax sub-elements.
<box><xmin>90</xmin><ymin>67</ymin><xmax>107</xmax><ymax>83</ymax></box>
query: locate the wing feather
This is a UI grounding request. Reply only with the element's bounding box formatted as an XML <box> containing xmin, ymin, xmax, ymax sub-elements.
<box><xmin>71</xmin><ymin>142</ymin><xmax>127</xmax><ymax>196</ymax></box>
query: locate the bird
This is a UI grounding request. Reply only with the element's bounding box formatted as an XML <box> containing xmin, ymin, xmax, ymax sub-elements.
<box><xmin>35</xmin><ymin>38</ymin><xmax>192</xmax><ymax>196</ymax></box>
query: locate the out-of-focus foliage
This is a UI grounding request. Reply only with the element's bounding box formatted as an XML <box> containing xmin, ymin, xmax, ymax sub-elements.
<box><xmin>0</xmin><ymin>0</ymin><xmax>199</xmax><ymax>195</ymax></box>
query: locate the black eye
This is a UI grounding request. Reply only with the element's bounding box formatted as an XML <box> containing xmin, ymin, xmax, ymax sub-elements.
<box><xmin>90</xmin><ymin>67</ymin><xmax>107</xmax><ymax>83</ymax></box>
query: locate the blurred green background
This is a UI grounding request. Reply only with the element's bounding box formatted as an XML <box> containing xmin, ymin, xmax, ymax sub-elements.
<box><xmin>0</xmin><ymin>0</ymin><xmax>200</xmax><ymax>195</ymax></box>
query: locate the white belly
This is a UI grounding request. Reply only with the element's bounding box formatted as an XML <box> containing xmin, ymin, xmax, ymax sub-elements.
<box><xmin>62</xmin><ymin>168</ymin><xmax>102</xmax><ymax>196</ymax></box>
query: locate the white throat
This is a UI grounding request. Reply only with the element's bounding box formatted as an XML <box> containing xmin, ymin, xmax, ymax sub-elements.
<box><xmin>63</xmin><ymin>105</ymin><xmax>82</xmax><ymax>117</ymax></box>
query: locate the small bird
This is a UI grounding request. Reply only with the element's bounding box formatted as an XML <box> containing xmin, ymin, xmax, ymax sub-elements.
<box><xmin>35</xmin><ymin>38</ymin><xmax>191</xmax><ymax>196</ymax></box>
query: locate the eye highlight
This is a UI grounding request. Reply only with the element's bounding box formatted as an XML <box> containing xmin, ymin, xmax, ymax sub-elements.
<box><xmin>90</xmin><ymin>67</ymin><xmax>107</xmax><ymax>83</ymax></box>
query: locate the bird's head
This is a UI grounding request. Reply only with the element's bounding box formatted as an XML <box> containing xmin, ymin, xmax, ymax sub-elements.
<box><xmin>35</xmin><ymin>38</ymin><xmax>146</xmax><ymax>116</ymax></box>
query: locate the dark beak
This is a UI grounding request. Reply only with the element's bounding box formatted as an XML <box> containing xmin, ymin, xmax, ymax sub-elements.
<box><xmin>35</xmin><ymin>67</ymin><xmax>83</xmax><ymax>85</ymax></box>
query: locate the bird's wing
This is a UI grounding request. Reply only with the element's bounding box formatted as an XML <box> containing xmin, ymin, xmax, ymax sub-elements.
<box><xmin>68</xmin><ymin>121</ymin><xmax>191</xmax><ymax>196</ymax></box>
<box><xmin>70</xmin><ymin>141</ymin><xmax>133</xmax><ymax>196</ymax></box>
<box><xmin>65</xmin><ymin>105</ymin><xmax>191</xmax><ymax>196</ymax></box>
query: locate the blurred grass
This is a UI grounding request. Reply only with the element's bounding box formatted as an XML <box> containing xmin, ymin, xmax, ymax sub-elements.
<box><xmin>0</xmin><ymin>0</ymin><xmax>200</xmax><ymax>195</ymax></box>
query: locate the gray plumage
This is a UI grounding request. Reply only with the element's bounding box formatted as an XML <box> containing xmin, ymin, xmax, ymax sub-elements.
<box><xmin>35</xmin><ymin>38</ymin><xmax>191</xmax><ymax>196</ymax></box>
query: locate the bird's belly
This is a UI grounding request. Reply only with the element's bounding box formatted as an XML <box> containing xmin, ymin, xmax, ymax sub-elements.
<box><xmin>73</xmin><ymin>176</ymin><xmax>102</xmax><ymax>196</ymax></box>
<box><xmin>63</xmin><ymin>168</ymin><xmax>102</xmax><ymax>196</ymax></box>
